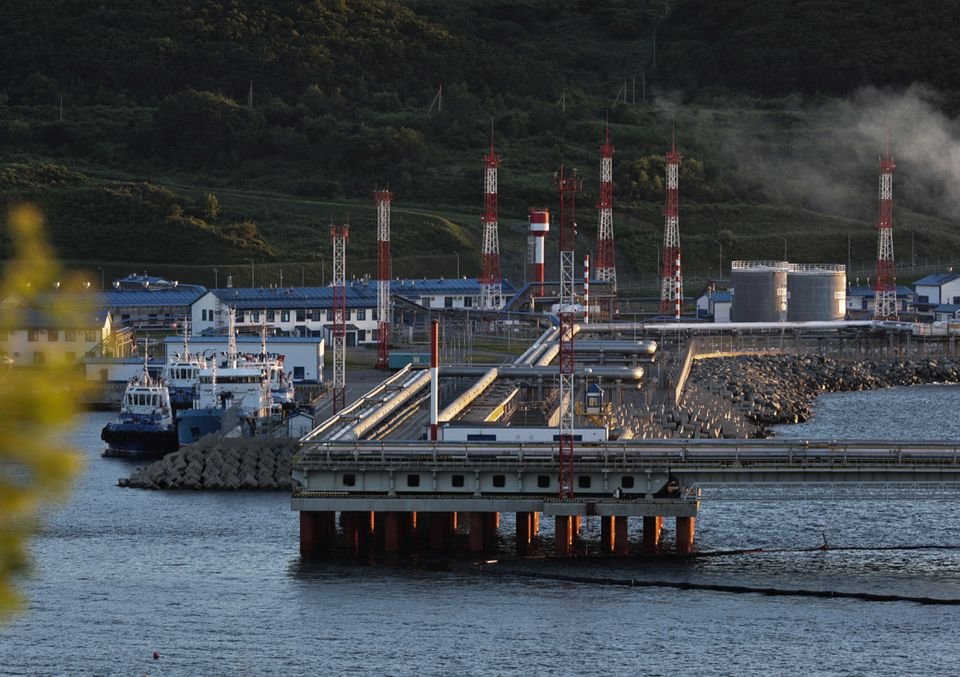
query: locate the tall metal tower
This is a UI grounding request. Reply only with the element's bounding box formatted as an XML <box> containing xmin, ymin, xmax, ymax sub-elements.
<box><xmin>659</xmin><ymin>132</ymin><xmax>683</xmax><ymax>319</ymax></box>
<box><xmin>873</xmin><ymin>142</ymin><xmax>898</xmax><ymax>320</ymax></box>
<box><xmin>555</xmin><ymin>166</ymin><xmax>582</xmax><ymax>499</ymax></box>
<box><xmin>479</xmin><ymin>134</ymin><xmax>502</xmax><ymax>310</ymax></box>
<box><xmin>375</xmin><ymin>189</ymin><xmax>393</xmax><ymax>369</ymax></box>
<box><xmin>330</xmin><ymin>224</ymin><xmax>349</xmax><ymax>413</ymax></box>
<box><xmin>596</xmin><ymin>128</ymin><xmax>617</xmax><ymax>299</ymax></box>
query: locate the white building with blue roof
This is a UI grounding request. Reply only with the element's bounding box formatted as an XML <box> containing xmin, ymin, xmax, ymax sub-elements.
<box><xmin>914</xmin><ymin>272</ymin><xmax>960</xmax><ymax>311</ymax></box>
<box><xmin>845</xmin><ymin>284</ymin><xmax>915</xmax><ymax>319</ymax></box>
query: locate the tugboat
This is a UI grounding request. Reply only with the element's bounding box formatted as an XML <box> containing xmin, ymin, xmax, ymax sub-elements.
<box><xmin>176</xmin><ymin>308</ymin><xmax>273</xmax><ymax>446</ymax></box>
<box><xmin>101</xmin><ymin>353</ymin><xmax>178</xmax><ymax>458</ymax></box>
<box><xmin>164</xmin><ymin>322</ymin><xmax>206</xmax><ymax>412</ymax></box>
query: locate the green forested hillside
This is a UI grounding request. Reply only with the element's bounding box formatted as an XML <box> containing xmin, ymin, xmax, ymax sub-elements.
<box><xmin>0</xmin><ymin>0</ymin><xmax>958</xmax><ymax>285</ymax></box>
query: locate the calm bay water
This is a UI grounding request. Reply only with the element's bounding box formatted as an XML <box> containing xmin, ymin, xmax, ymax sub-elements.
<box><xmin>3</xmin><ymin>386</ymin><xmax>960</xmax><ymax>675</ymax></box>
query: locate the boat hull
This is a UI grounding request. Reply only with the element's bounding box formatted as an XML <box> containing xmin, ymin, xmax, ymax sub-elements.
<box><xmin>101</xmin><ymin>422</ymin><xmax>179</xmax><ymax>459</ymax></box>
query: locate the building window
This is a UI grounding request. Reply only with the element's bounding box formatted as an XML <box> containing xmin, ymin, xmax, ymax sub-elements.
<box><xmin>464</xmin><ymin>297</ymin><xmax>472</xmax><ymax>308</ymax></box>
<box><xmin>358</xmin><ymin>330</ymin><xmax>366</xmax><ymax>342</ymax></box>
<box><xmin>293</xmin><ymin>366</ymin><xmax>305</xmax><ymax>380</ymax></box>
<box><xmin>342</xmin><ymin>473</ymin><xmax>356</xmax><ymax>487</ymax></box>
<box><xmin>252</xmin><ymin>310</ymin><xmax>260</xmax><ymax>322</ymax></box>
<box><xmin>452</xmin><ymin>474</ymin><xmax>465</xmax><ymax>488</ymax></box>
<box><xmin>577</xmin><ymin>476</ymin><xmax>591</xmax><ymax>489</ymax></box>
<box><xmin>85</xmin><ymin>330</ymin><xmax>98</xmax><ymax>342</ymax></box>
<box><xmin>621</xmin><ymin>476</ymin><xmax>635</xmax><ymax>489</ymax></box>
<box><xmin>492</xmin><ymin>474</ymin><xmax>506</xmax><ymax>488</ymax></box>
<box><xmin>296</xmin><ymin>310</ymin><xmax>305</xmax><ymax>322</ymax></box>
<box><xmin>33</xmin><ymin>351</ymin><xmax>45</xmax><ymax>364</ymax></box>
<box><xmin>65</xmin><ymin>330</ymin><xmax>76</xmax><ymax>342</ymax></box>
<box><xmin>27</xmin><ymin>330</ymin><xmax>38</xmax><ymax>342</ymax></box>
<box><xmin>267</xmin><ymin>310</ymin><xmax>275</xmax><ymax>322</ymax></box>
<box><xmin>406</xmin><ymin>474</ymin><xmax>420</xmax><ymax>488</ymax></box>
<box><xmin>537</xmin><ymin>475</ymin><xmax>550</xmax><ymax>488</ymax></box>
<box><xmin>444</xmin><ymin>297</ymin><xmax>453</xmax><ymax>308</ymax></box>
<box><xmin>47</xmin><ymin>329</ymin><xmax>58</xmax><ymax>342</ymax></box>
<box><xmin>919</xmin><ymin>295</ymin><xmax>929</xmax><ymax>304</ymax></box>
<box><xmin>281</xmin><ymin>311</ymin><xmax>290</xmax><ymax>322</ymax></box>
<box><xmin>357</xmin><ymin>309</ymin><xmax>366</xmax><ymax>321</ymax></box>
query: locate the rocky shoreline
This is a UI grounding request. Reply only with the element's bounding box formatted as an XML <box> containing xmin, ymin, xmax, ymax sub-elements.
<box><xmin>119</xmin><ymin>436</ymin><xmax>297</xmax><ymax>490</ymax></box>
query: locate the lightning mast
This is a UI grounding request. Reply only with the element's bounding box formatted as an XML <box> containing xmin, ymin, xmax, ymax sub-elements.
<box><xmin>873</xmin><ymin>141</ymin><xmax>897</xmax><ymax>320</ymax></box>
<box><xmin>479</xmin><ymin>133</ymin><xmax>502</xmax><ymax>310</ymax></box>
<box><xmin>375</xmin><ymin>189</ymin><xmax>392</xmax><ymax>369</ymax></box>
<box><xmin>596</xmin><ymin>127</ymin><xmax>617</xmax><ymax>304</ymax></box>
<box><xmin>659</xmin><ymin>131</ymin><xmax>683</xmax><ymax>319</ymax></box>
<box><xmin>330</xmin><ymin>223</ymin><xmax>349</xmax><ymax>413</ymax></box>
<box><xmin>555</xmin><ymin>166</ymin><xmax>582</xmax><ymax>499</ymax></box>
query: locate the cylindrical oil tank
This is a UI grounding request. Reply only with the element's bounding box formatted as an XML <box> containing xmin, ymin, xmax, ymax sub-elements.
<box><xmin>730</xmin><ymin>261</ymin><xmax>789</xmax><ymax>322</ymax></box>
<box><xmin>787</xmin><ymin>264</ymin><xmax>847</xmax><ymax>321</ymax></box>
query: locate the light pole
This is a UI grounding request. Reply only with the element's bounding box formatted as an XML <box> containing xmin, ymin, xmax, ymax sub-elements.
<box><xmin>454</xmin><ymin>251</ymin><xmax>460</xmax><ymax>278</ymax></box>
<box><xmin>780</xmin><ymin>237</ymin><xmax>787</xmax><ymax>262</ymax></box>
<box><xmin>912</xmin><ymin>229</ymin><xmax>916</xmax><ymax>269</ymax></box>
<box><xmin>212</xmin><ymin>267</ymin><xmax>219</xmax><ymax>289</ymax></box>
<box><xmin>846</xmin><ymin>234</ymin><xmax>851</xmax><ymax>274</ymax></box>
<box><xmin>96</xmin><ymin>266</ymin><xmax>104</xmax><ymax>290</ymax></box>
<box><xmin>301</xmin><ymin>264</ymin><xmax>305</xmax><ymax>287</ymax></box>
<box><xmin>713</xmin><ymin>239</ymin><xmax>723</xmax><ymax>279</ymax></box>
<box><xmin>246</xmin><ymin>258</ymin><xmax>255</xmax><ymax>287</ymax></box>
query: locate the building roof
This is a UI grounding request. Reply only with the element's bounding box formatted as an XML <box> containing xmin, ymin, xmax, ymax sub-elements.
<box><xmin>211</xmin><ymin>278</ymin><xmax>518</xmax><ymax>310</ymax></box>
<box><xmin>846</xmin><ymin>285</ymin><xmax>915</xmax><ymax>298</ymax></box>
<box><xmin>914</xmin><ymin>273</ymin><xmax>960</xmax><ymax>287</ymax></box>
<box><xmin>0</xmin><ymin>308</ymin><xmax>109</xmax><ymax>330</ymax></box>
<box><xmin>33</xmin><ymin>287</ymin><xmax>208</xmax><ymax>310</ymax></box>
<box><xmin>933</xmin><ymin>304</ymin><xmax>960</xmax><ymax>313</ymax></box>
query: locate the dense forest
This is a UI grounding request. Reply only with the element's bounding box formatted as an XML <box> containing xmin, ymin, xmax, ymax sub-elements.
<box><xmin>1</xmin><ymin>0</ymin><xmax>959</xmax><ymax>284</ymax></box>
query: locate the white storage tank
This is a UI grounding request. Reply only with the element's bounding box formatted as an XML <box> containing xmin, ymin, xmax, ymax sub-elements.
<box><xmin>730</xmin><ymin>261</ymin><xmax>789</xmax><ymax>322</ymax></box>
<box><xmin>787</xmin><ymin>263</ymin><xmax>847</xmax><ymax>321</ymax></box>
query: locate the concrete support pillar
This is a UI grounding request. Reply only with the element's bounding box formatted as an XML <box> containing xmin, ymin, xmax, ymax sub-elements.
<box><xmin>516</xmin><ymin>512</ymin><xmax>532</xmax><ymax>555</ymax></box>
<box><xmin>384</xmin><ymin>512</ymin><xmax>404</xmax><ymax>554</ymax></box>
<box><xmin>494</xmin><ymin>512</ymin><xmax>501</xmax><ymax>529</ymax></box>
<box><xmin>451</xmin><ymin>512</ymin><xmax>458</xmax><ymax>532</ymax></box>
<box><xmin>429</xmin><ymin>512</ymin><xmax>451</xmax><ymax>551</ymax></box>
<box><xmin>342</xmin><ymin>511</ymin><xmax>369</xmax><ymax>552</ymax></box>
<box><xmin>676</xmin><ymin>516</ymin><xmax>696</xmax><ymax>555</ymax></box>
<box><xmin>554</xmin><ymin>516</ymin><xmax>573</xmax><ymax>557</ymax></box>
<box><xmin>469</xmin><ymin>512</ymin><xmax>486</xmax><ymax>553</ymax></box>
<box><xmin>300</xmin><ymin>511</ymin><xmax>336</xmax><ymax>557</ymax></box>
<box><xmin>642</xmin><ymin>515</ymin><xmax>663</xmax><ymax>553</ymax></box>
<box><xmin>531</xmin><ymin>512</ymin><xmax>540</xmax><ymax>535</ymax></box>
<box><xmin>600</xmin><ymin>516</ymin><xmax>614</xmax><ymax>554</ymax></box>
<box><xmin>613</xmin><ymin>516</ymin><xmax>629</xmax><ymax>556</ymax></box>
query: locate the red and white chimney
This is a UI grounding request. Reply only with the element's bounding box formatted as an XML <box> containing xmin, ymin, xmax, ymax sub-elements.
<box><xmin>529</xmin><ymin>209</ymin><xmax>550</xmax><ymax>296</ymax></box>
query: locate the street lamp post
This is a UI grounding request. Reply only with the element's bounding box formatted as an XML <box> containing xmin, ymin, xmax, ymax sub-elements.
<box><xmin>301</xmin><ymin>264</ymin><xmax>305</xmax><ymax>287</ymax></box>
<box><xmin>246</xmin><ymin>259</ymin><xmax>255</xmax><ymax>287</ymax></box>
<box><xmin>713</xmin><ymin>240</ymin><xmax>723</xmax><ymax>279</ymax></box>
<box><xmin>780</xmin><ymin>237</ymin><xmax>787</xmax><ymax>262</ymax></box>
<box><xmin>213</xmin><ymin>267</ymin><xmax>219</xmax><ymax>289</ymax></box>
<box><xmin>454</xmin><ymin>251</ymin><xmax>460</xmax><ymax>278</ymax></box>
<box><xmin>96</xmin><ymin>266</ymin><xmax>104</xmax><ymax>290</ymax></box>
<box><xmin>846</xmin><ymin>234</ymin><xmax>851</xmax><ymax>274</ymax></box>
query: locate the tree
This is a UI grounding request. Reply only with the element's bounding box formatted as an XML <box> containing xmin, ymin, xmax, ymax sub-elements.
<box><xmin>0</xmin><ymin>204</ymin><xmax>87</xmax><ymax>620</ymax></box>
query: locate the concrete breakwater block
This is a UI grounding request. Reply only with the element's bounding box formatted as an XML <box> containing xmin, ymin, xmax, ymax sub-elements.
<box><xmin>119</xmin><ymin>436</ymin><xmax>299</xmax><ymax>491</ymax></box>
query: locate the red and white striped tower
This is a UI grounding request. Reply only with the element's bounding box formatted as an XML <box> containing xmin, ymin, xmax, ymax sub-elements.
<box><xmin>873</xmin><ymin>141</ymin><xmax>898</xmax><ymax>320</ymax></box>
<box><xmin>555</xmin><ymin>166</ymin><xmax>582</xmax><ymax>499</ymax></box>
<box><xmin>479</xmin><ymin>135</ymin><xmax>502</xmax><ymax>310</ymax></box>
<box><xmin>430</xmin><ymin>318</ymin><xmax>439</xmax><ymax>440</ymax></box>
<box><xmin>596</xmin><ymin>127</ymin><xmax>617</xmax><ymax>301</ymax></box>
<box><xmin>660</xmin><ymin>132</ymin><xmax>683</xmax><ymax>319</ymax></box>
<box><xmin>330</xmin><ymin>223</ymin><xmax>349</xmax><ymax>413</ymax></box>
<box><xmin>583</xmin><ymin>254</ymin><xmax>590</xmax><ymax>324</ymax></box>
<box><xmin>529</xmin><ymin>209</ymin><xmax>550</xmax><ymax>296</ymax></box>
<box><xmin>374</xmin><ymin>189</ymin><xmax>392</xmax><ymax>369</ymax></box>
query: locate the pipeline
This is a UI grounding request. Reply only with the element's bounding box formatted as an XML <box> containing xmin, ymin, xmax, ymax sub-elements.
<box><xmin>439</xmin><ymin>365</ymin><xmax>644</xmax><ymax>380</ymax></box>
<box><xmin>436</xmin><ymin>367</ymin><xmax>499</xmax><ymax>423</ymax></box>
<box><xmin>330</xmin><ymin>369</ymin><xmax>433</xmax><ymax>442</ymax></box>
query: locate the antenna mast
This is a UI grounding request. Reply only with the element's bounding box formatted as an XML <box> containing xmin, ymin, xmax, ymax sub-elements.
<box><xmin>596</xmin><ymin>125</ymin><xmax>617</xmax><ymax>313</ymax></box>
<box><xmin>480</xmin><ymin>129</ymin><xmax>502</xmax><ymax>310</ymax></box>
<box><xmin>873</xmin><ymin>139</ymin><xmax>898</xmax><ymax>320</ymax></box>
<box><xmin>330</xmin><ymin>224</ymin><xmax>349</xmax><ymax>412</ymax></box>
<box><xmin>660</xmin><ymin>130</ymin><xmax>683</xmax><ymax>319</ymax></box>
<box><xmin>375</xmin><ymin>189</ymin><xmax>393</xmax><ymax>369</ymax></box>
<box><xmin>555</xmin><ymin>166</ymin><xmax>582</xmax><ymax>499</ymax></box>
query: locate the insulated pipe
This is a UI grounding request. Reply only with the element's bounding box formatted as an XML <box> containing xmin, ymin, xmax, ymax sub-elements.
<box><xmin>437</xmin><ymin>367</ymin><xmax>499</xmax><ymax>423</ymax></box>
<box><xmin>438</xmin><ymin>365</ymin><xmax>644</xmax><ymax>380</ymax></box>
<box><xmin>430</xmin><ymin>319</ymin><xmax>439</xmax><ymax>441</ymax></box>
<box><xmin>332</xmin><ymin>370</ymin><xmax>432</xmax><ymax>442</ymax></box>
<box><xmin>516</xmin><ymin>326</ymin><xmax>558</xmax><ymax>366</ymax></box>
<box><xmin>541</xmin><ymin>339</ymin><xmax>659</xmax><ymax>355</ymax></box>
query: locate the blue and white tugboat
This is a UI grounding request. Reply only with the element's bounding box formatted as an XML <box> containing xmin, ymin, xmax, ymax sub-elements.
<box><xmin>101</xmin><ymin>353</ymin><xmax>178</xmax><ymax>458</ymax></box>
<box><xmin>164</xmin><ymin>323</ymin><xmax>206</xmax><ymax>412</ymax></box>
